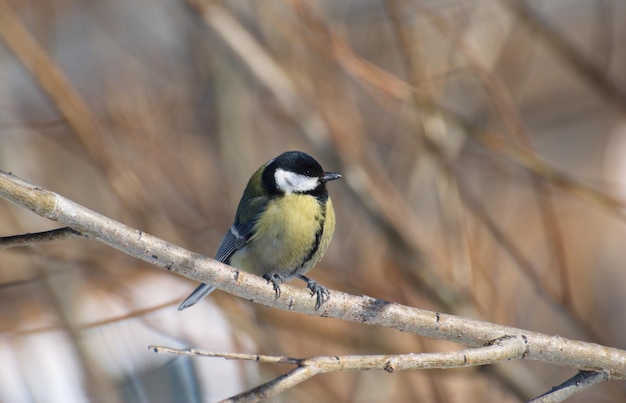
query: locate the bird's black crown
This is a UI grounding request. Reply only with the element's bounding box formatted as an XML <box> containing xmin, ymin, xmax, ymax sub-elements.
<box><xmin>262</xmin><ymin>151</ymin><xmax>327</xmax><ymax>198</ymax></box>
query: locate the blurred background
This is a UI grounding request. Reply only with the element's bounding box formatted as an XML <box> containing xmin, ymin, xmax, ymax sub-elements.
<box><xmin>1</xmin><ymin>0</ymin><xmax>626</xmax><ymax>401</ymax></box>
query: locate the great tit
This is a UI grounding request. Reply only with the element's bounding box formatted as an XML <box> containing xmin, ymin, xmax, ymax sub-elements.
<box><xmin>178</xmin><ymin>151</ymin><xmax>341</xmax><ymax>311</ymax></box>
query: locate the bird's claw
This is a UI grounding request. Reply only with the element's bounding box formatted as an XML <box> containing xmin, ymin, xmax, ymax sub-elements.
<box><xmin>263</xmin><ymin>274</ymin><xmax>283</xmax><ymax>298</ymax></box>
<box><xmin>301</xmin><ymin>276</ymin><xmax>329</xmax><ymax>310</ymax></box>
<box><xmin>264</xmin><ymin>274</ymin><xmax>330</xmax><ymax>310</ymax></box>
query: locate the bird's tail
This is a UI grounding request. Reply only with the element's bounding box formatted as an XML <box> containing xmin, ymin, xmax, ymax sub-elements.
<box><xmin>178</xmin><ymin>283</ymin><xmax>216</xmax><ymax>311</ymax></box>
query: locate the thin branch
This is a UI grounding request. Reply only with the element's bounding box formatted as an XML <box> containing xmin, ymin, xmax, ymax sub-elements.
<box><xmin>529</xmin><ymin>370</ymin><xmax>610</xmax><ymax>403</ymax></box>
<box><xmin>226</xmin><ymin>366</ymin><xmax>320</xmax><ymax>403</ymax></box>
<box><xmin>152</xmin><ymin>335</ymin><xmax>528</xmax><ymax>401</ymax></box>
<box><xmin>152</xmin><ymin>335</ymin><xmax>526</xmax><ymax>371</ymax></box>
<box><xmin>0</xmin><ymin>227</ymin><xmax>82</xmax><ymax>249</ymax></box>
<box><xmin>149</xmin><ymin>346</ymin><xmax>300</xmax><ymax>365</ymax></box>
<box><xmin>1</xmin><ymin>170</ymin><xmax>626</xmax><ymax>380</ymax></box>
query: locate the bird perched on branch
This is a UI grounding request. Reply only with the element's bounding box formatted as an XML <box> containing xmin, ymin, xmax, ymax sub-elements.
<box><xmin>178</xmin><ymin>151</ymin><xmax>341</xmax><ymax>311</ymax></box>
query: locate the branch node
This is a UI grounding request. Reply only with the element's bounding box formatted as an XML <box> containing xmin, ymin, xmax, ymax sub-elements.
<box><xmin>383</xmin><ymin>359</ymin><xmax>398</xmax><ymax>373</ymax></box>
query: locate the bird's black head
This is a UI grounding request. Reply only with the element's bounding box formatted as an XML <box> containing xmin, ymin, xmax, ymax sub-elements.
<box><xmin>262</xmin><ymin>151</ymin><xmax>341</xmax><ymax>199</ymax></box>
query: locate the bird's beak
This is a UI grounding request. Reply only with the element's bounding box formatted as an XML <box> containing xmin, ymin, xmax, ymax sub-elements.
<box><xmin>321</xmin><ymin>172</ymin><xmax>342</xmax><ymax>182</ymax></box>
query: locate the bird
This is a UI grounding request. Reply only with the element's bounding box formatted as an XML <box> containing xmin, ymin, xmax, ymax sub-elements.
<box><xmin>178</xmin><ymin>151</ymin><xmax>341</xmax><ymax>311</ymax></box>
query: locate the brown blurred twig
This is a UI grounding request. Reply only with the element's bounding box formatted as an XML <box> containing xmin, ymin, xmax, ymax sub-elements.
<box><xmin>306</xmin><ymin>0</ymin><xmax>616</xmax><ymax>348</ymax></box>
<box><xmin>384</xmin><ymin>0</ymin><xmax>473</xmax><ymax>294</ymax></box>
<box><xmin>0</xmin><ymin>0</ymin><xmax>106</xmax><ymax>163</ymax></box>
<box><xmin>499</xmin><ymin>0</ymin><xmax>626</xmax><ymax>112</ymax></box>
<box><xmin>414</xmin><ymin>2</ymin><xmax>590</xmax><ymax>343</ymax></box>
<box><xmin>329</xmin><ymin>23</ymin><xmax>626</xmax><ymax>220</ymax></box>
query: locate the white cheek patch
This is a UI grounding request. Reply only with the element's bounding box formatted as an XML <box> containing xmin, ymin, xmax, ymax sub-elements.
<box><xmin>275</xmin><ymin>168</ymin><xmax>319</xmax><ymax>193</ymax></box>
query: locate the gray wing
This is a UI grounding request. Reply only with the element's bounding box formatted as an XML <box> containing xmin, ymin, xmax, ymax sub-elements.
<box><xmin>178</xmin><ymin>220</ymin><xmax>249</xmax><ymax>311</ymax></box>
<box><xmin>215</xmin><ymin>222</ymin><xmax>253</xmax><ymax>263</ymax></box>
<box><xmin>215</xmin><ymin>193</ymin><xmax>268</xmax><ymax>262</ymax></box>
<box><xmin>178</xmin><ymin>224</ymin><xmax>253</xmax><ymax>311</ymax></box>
<box><xmin>178</xmin><ymin>195</ymin><xmax>267</xmax><ymax>311</ymax></box>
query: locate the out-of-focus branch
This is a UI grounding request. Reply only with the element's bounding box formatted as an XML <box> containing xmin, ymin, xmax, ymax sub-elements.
<box><xmin>0</xmin><ymin>0</ymin><xmax>106</xmax><ymax>162</ymax></box>
<box><xmin>499</xmin><ymin>0</ymin><xmax>626</xmax><ymax>112</ymax></box>
<box><xmin>419</xmin><ymin>6</ymin><xmax>597</xmax><ymax>337</ymax></box>
<box><xmin>384</xmin><ymin>0</ymin><xmax>473</xmax><ymax>292</ymax></box>
<box><xmin>191</xmin><ymin>0</ymin><xmax>330</xmax><ymax>148</ymax></box>
<box><xmin>330</xmin><ymin>31</ymin><xmax>626</xmax><ymax>220</ymax></box>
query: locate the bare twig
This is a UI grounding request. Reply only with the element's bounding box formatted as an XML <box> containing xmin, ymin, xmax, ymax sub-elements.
<box><xmin>151</xmin><ymin>335</ymin><xmax>526</xmax><ymax>372</ymax></box>
<box><xmin>227</xmin><ymin>366</ymin><xmax>320</xmax><ymax>403</ymax></box>
<box><xmin>149</xmin><ymin>346</ymin><xmax>300</xmax><ymax>365</ymax></box>
<box><xmin>529</xmin><ymin>370</ymin><xmax>609</xmax><ymax>403</ymax></box>
<box><xmin>0</xmin><ymin>227</ymin><xmax>82</xmax><ymax>249</ymax></box>
<box><xmin>152</xmin><ymin>335</ymin><xmax>527</xmax><ymax>401</ymax></box>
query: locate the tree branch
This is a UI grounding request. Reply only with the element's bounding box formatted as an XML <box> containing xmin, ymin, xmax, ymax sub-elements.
<box><xmin>1</xmin><ymin>169</ymin><xmax>626</xmax><ymax>395</ymax></box>
<box><xmin>0</xmin><ymin>227</ymin><xmax>82</xmax><ymax>249</ymax></box>
<box><xmin>151</xmin><ymin>334</ymin><xmax>526</xmax><ymax>371</ymax></box>
<box><xmin>529</xmin><ymin>370</ymin><xmax>609</xmax><ymax>403</ymax></box>
<box><xmin>151</xmin><ymin>335</ymin><xmax>527</xmax><ymax>401</ymax></box>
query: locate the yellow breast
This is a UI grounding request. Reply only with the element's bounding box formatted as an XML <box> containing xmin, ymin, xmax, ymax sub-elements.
<box><xmin>230</xmin><ymin>194</ymin><xmax>335</xmax><ymax>279</ymax></box>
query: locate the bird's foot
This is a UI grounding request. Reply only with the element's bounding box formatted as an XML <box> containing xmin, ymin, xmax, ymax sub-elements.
<box><xmin>298</xmin><ymin>275</ymin><xmax>330</xmax><ymax>310</ymax></box>
<box><xmin>263</xmin><ymin>273</ymin><xmax>284</xmax><ymax>298</ymax></box>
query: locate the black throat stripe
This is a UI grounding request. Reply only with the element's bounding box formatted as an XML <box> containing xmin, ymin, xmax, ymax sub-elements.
<box><xmin>296</xmin><ymin>200</ymin><xmax>327</xmax><ymax>271</ymax></box>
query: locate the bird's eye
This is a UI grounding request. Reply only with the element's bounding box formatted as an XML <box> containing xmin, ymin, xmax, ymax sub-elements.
<box><xmin>306</xmin><ymin>169</ymin><xmax>313</xmax><ymax>176</ymax></box>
